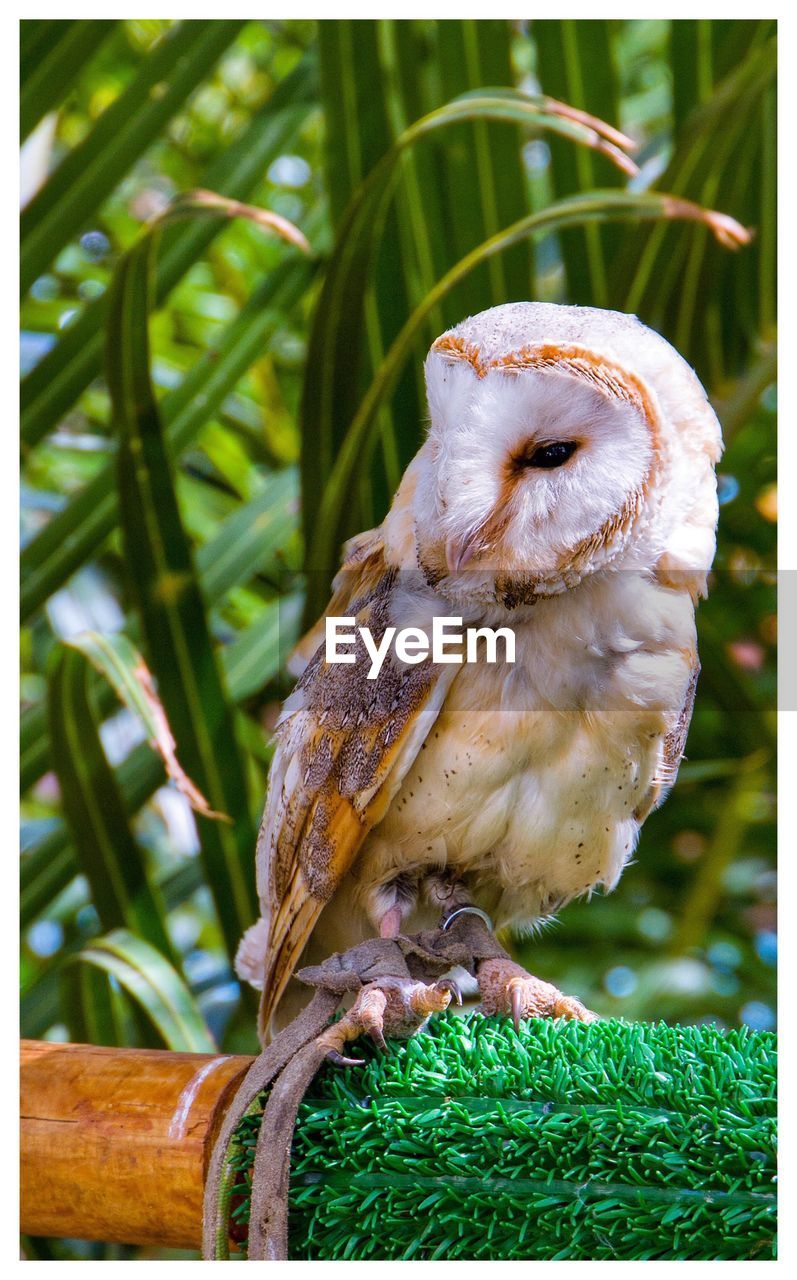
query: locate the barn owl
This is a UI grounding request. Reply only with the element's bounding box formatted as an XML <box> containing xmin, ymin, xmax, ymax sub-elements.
<box><xmin>236</xmin><ymin>302</ymin><xmax>722</xmax><ymax>1044</ymax></box>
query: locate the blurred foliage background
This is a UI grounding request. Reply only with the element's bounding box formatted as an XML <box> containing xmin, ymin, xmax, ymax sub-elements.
<box><xmin>20</xmin><ymin>20</ymin><xmax>776</xmax><ymax>1253</ymax></box>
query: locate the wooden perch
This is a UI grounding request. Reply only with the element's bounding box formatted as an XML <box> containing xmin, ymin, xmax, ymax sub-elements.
<box><xmin>20</xmin><ymin>1039</ymin><xmax>252</xmax><ymax>1248</ymax></box>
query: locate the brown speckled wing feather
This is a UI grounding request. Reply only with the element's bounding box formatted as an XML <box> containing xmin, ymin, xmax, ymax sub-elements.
<box><xmin>254</xmin><ymin>544</ymin><xmax>458</xmax><ymax>1037</ymax></box>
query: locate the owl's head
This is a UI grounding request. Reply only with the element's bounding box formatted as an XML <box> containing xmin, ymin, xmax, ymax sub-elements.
<box><xmin>412</xmin><ymin>303</ymin><xmax>723</xmax><ymax>605</ymax></box>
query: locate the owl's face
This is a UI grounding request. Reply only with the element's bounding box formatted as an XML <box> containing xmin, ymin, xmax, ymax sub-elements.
<box><xmin>411</xmin><ymin>303</ymin><xmax>722</xmax><ymax>604</ymax></box>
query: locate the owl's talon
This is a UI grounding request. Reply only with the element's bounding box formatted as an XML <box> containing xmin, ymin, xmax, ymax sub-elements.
<box><xmin>478</xmin><ymin>957</ymin><xmax>597</xmax><ymax>1025</ymax></box>
<box><xmin>316</xmin><ymin>975</ymin><xmax>457</xmax><ymax>1070</ymax></box>
<box><xmin>368</xmin><ymin>1024</ymin><xmax>388</xmax><ymax>1052</ymax></box>
<box><xmin>509</xmin><ymin>979</ymin><xmax>524</xmax><ymax>1032</ymax></box>
<box><xmin>408</xmin><ymin>980</ymin><xmax>453</xmax><ymax>1021</ymax></box>
<box><xmin>553</xmin><ymin>993</ymin><xmax>599</xmax><ymax>1022</ymax></box>
<box><xmin>325</xmin><ymin>1048</ymin><xmax>366</xmax><ymax>1067</ymax></box>
<box><xmin>436</xmin><ymin>977</ymin><xmax>463</xmax><ymax>1006</ymax></box>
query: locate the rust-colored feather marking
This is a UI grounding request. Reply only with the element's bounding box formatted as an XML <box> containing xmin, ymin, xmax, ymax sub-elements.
<box><xmin>431</xmin><ymin>332</ymin><xmax>483</xmax><ymax>371</ymax></box>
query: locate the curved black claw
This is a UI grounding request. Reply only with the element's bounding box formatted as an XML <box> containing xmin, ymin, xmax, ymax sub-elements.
<box><xmin>436</xmin><ymin>977</ymin><xmax>463</xmax><ymax>1006</ymax></box>
<box><xmin>325</xmin><ymin>1048</ymin><xmax>365</xmax><ymax>1067</ymax></box>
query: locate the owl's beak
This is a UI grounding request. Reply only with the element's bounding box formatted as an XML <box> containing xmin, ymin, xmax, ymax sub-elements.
<box><xmin>445</xmin><ymin>531</ymin><xmax>482</xmax><ymax>573</ymax></box>
<box><xmin>445</xmin><ymin>527</ymin><xmax>483</xmax><ymax>573</ymax></box>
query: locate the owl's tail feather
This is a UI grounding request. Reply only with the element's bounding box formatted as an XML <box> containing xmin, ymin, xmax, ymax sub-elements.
<box><xmin>234</xmin><ymin>884</ymin><xmax>323</xmax><ymax>1045</ymax></box>
<box><xmin>257</xmin><ymin>891</ymin><xmax>321</xmax><ymax>1044</ymax></box>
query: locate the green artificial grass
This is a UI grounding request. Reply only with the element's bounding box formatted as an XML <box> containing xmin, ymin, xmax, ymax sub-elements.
<box><xmin>229</xmin><ymin>1014</ymin><xmax>776</xmax><ymax>1261</ymax></box>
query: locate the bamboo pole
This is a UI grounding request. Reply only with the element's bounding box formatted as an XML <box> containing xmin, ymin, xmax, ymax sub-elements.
<box><xmin>20</xmin><ymin>1039</ymin><xmax>253</xmax><ymax>1248</ymax></box>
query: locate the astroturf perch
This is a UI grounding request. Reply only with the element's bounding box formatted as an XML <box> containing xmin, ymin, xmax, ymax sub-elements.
<box><xmin>224</xmin><ymin>1013</ymin><xmax>775</xmax><ymax>1261</ymax></box>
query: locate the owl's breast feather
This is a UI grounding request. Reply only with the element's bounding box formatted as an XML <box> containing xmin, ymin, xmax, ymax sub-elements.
<box><xmin>358</xmin><ymin>572</ymin><xmax>697</xmax><ymax>931</ymax></box>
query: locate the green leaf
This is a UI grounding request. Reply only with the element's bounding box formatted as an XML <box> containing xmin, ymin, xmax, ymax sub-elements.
<box><xmin>22</xmin><ymin>464</ymin><xmax>302</xmax><ymax>792</ymax></box>
<box><xmin>434</xmin><ymin>21</ymin><xmax>534</xmax><ymax>312</ymax></box>
<box><xmin>106</xmin><ymin>193</ymin><xmax>306</xmax><ymax>961</ymax></box>
<box><xmin>22</xmin><ymin>939</ymin><xmax>82</xmax><ymax>1039</ymax></box>
<box><xmin>22</xmin><ymin>576</ymin><xmax>293</xmax><ymax>928</ymax></box>
<box><xmin>617</xmin><ymin>35</ymin><xmax>775</xmax><ymax>384</ymax></box>
<box><xmin>74</xmin><ymin>929</ymin><xmax>216</xmax><ymax>1052</ymax></box>
<box><xmin>711</xmin><ymin>340</ymin><xmax>777</xmax><ymax>444</ymax></box>
<box><xmin>669</xmin><ymin>20</ymin><xmax>764</xmax><ymax>134</ymax></box>
<box><xmin>20</xmin><ymin>50</ymin><xmax>317</xmax><ymax>450</ymax></box>
<box><xmin>20</xmin><ymin>20</ymin><xmax>246</xmax><ymax>296</ymax></box>
<box><xmin>48</xmin><ymin>643</ymin><xmax>177</xmax><ymax>963</ymax></box>
<box><xmin>533</xmin><ymin>19</ymin><xmax>625</xmax><ymax>305</ymax></box>
<box><xmin>20</xmin><ymin>255</ymin><xmax>315</xmax><ymax>621</ymax></box>
<box><xmin>222</xmin><ymin>593</ymin><xmax>303</xmax><ymax>703</ymax></box>
<box><xmin>318</xmin><ymin>20</ymin><xmax>423</xmax><ymax>528</ymax></box>
<box><xmin>196</xmin><ymin>468</ymin><xmax>300</xmax><ymax>602</ymax></box>
<box><xmin>65</xmin><ymin>630</ymin><xmax>225</xmax><ymax>820</ymax></box>
<box><xmin>20</xmin><ymin>19</ymin><xmax>117</xmax><ymax>143</ymax></box>
<box><xmin>60</xmin><ymin>959</ymin><xmax>124</xmax><ymax>1047</ymax></box>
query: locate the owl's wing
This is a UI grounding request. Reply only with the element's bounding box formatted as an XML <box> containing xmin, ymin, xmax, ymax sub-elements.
<box><xmin>240</xmin><ymin>539</ymin><xmax>459</xmax><ymax>1039</ymax></box>
<box><xmin>634</xmin><ymin>657</ymin><xmax>700</xmax><ymax>823</ymax></box>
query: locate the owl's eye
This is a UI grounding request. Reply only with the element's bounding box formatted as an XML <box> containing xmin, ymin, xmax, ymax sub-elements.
<box><xmin>520</xmin><ymin>440</ymin><xmax>579</xmax><ymax>470</ymax></box>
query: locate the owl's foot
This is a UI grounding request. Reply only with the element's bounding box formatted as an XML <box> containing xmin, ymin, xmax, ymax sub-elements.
<box><xmin>318</xmin><ymin>976</ymin><xmax>461</xmax><ymax>1066</ymax></box>
<box><xmin>477</xmin><ymin>957</ymin><xmax>597</xmax><ymax>1028</ymax></box>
